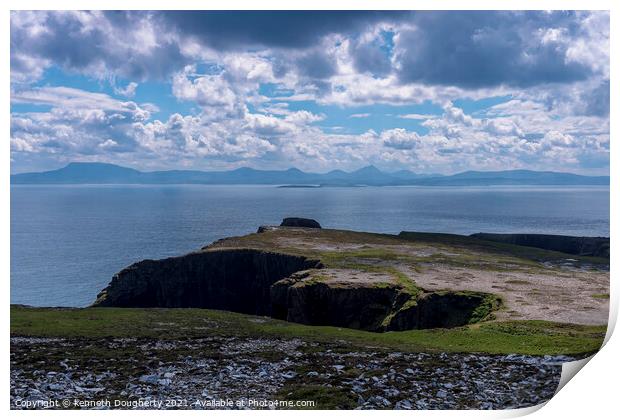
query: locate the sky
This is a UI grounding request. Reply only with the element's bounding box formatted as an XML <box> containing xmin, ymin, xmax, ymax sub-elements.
<box><xmin>10</xmin><ymin>10</ymin><xmax>610</xmax><ymax>175</ymax></box>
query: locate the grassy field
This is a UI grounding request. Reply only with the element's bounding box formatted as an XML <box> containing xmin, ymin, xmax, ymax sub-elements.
<box><xmin>208</xmin><ymin>228</ymin><xmax>608</xmax><ymax>282</ymax></box>
<box><xmin>11</xmin><ymin>305</ymin><xmax>606</xmax><ymax>356</ymax></box>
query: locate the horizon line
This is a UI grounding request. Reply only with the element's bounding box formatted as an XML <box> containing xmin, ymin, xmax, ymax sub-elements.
<box><xmin>10</xmin><ymin>161</ymin><xmax>611</xmax><ymax>179</ymax></box>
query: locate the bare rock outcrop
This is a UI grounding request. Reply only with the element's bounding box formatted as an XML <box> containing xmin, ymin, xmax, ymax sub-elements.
<box><xmin>280</xmin><ymin>217</ymin><xmax>322</xmax><ymax>229</ymax></box>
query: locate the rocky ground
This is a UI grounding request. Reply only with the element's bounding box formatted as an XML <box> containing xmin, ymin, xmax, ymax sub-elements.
<box><xmin>401</xmin><ymin>263</ymin><xmax>609</xmax><ymax>325</ymax></box>
<box><xmin>11</xmin><ymin>335</ymin><xmax>572</xmax><ymax>410</ymax></box>
<box><xmin>212</xmin><ymin>227</ymin><xmax>610</xmax><ymax>326</ymax></box>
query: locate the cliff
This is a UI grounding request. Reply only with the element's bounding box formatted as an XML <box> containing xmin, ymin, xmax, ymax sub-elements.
<box><xmin>94</xmin><ymin>249</ymin><xmax>499</xmax><ymax>332</ymax></box>
<box><xmin>94</xmin><ymin>250</ymin><xmax>322</xmax><ymax>312</ymax></box>
<box><xmin>93</xmin><ymin>222</ymin><xmax>609</xmax><ymax>331</ymax></box>
<box><xmin>470</xmin><ymin>233</ymin><xmax>610</xmax><ymax>258</ymax></box>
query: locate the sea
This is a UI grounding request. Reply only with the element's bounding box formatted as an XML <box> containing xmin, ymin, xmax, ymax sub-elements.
<box><xmin>10</xmin><ymin>184</ymin><xmax>609</xmax><ymax>307</ymax></box>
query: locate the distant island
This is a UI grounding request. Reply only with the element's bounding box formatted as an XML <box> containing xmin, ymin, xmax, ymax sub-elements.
<box><xmin>10</xmin><ymin>162</ymin><xmax>610</xmax><ymax>186</ymax></box>
<box><xmin>277</xmin><ymin>184</ymin><xmax>322</xmax><ymax>189</ymax></box>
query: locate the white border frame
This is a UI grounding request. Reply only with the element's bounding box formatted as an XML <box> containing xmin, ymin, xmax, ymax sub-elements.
<box><xmin>3</xmin><ymin>2</ymin><xmax>616</xmax><ymax>419</ymax></box>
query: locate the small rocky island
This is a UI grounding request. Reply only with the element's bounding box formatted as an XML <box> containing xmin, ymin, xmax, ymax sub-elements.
<box><xmin>11</xmin><ymin>219</ymin><xmax>609</xmax><ymax>410</ymax></box>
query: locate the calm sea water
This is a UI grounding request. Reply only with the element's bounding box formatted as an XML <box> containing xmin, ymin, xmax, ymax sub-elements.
<box><xmin>11</xmin><ymin>185</ymin><xmax>609</xmax><ymax>307</ymax></box>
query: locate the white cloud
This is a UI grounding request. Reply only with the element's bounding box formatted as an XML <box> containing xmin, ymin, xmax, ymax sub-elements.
<box><xmin>565</xmin><ymin>11</ymin><xmax>610</xmax><ymax>78</ymax></box>
<box><xmin>172</xmin><ymin>66</ymin><xmax>237</xmax><ymax>111</ymax></box>
<box><xmin>381</xmin><ymin>128</ymin><xmax>421</xmax><ymax>150</ymax></box>
<box><xmin>113</xmin><ymin>82</ymin><xmax>138</xmax><ymax>98</ymax></box>
<box><xmin>9</xmin><ymin>11</ymin><xmax>609</xmax><ymax>174</ymax></box>
<box><xmin>398</xmin><ymin>113</ymin><xmax>435</xmax><ymax>120</ymax></box>
<box><xmin>98</xmin><ymin>139</ymin><xmax>119</xmax><ymax>149</ymax></box>
<box><xmin>11</xmin><ymin>86</ymin><xmax>151</xmax><ymax>119</ymax></box>
<box><xmin>222</xmin><ymin>53</ymin><xmax>276</xmax><ymax>84</ymax></box>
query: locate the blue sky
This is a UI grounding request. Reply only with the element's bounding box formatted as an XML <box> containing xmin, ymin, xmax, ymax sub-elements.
<box><xmin>10</xmin><ymin>11</ymin><xmax>609</xmax><ymax>175</ymax></box>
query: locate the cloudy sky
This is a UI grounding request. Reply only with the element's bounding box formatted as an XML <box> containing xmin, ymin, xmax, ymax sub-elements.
<box><xmin>10</xmin><ymin>11</ymin><xmax>609</xmax><ymax>175</ymax></box>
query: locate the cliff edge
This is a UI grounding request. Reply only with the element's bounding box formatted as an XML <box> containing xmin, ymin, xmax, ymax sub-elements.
<box><xmin>93</xmin><ymin>220</ymin><xmax>609</xmax><ymax>330</ymax></box>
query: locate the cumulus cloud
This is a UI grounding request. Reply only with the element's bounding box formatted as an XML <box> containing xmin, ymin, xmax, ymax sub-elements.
<box><xmin>134</xmin><ymin>113</ymin><xmax>277</xmax><ymax>160</ymax></box>
<box><xmin>10</xmin><ymin>85</ymin><xmax>319</xmax><ymax>170</ymax></box>
<box><xmin>381</xmin><ymin>129</ymin><xmax>421</xmax><ymax>150</ymax></box>
<box><xmin>10</xmin><ymin>87</ymin><xmax>154</xmax><ymax>159</ymax></box>
<box><xmin>413</xmin><ymin>101</ymin><xmax>609</xmax><ymax>173</ymax></box>
<box><xmin>348</xmin><ymin>25</ymin><xmax>394</xmax><ymax>77</ymax></box>
<box><xmin>172</xmin><ymin>66</ymin><xmax>239</xmax><ymax>114</ymax></box>
<box><xmin>161</xmin><ymin>10</ymin><xmax>405</xmax><ymax>50</ymax></box>
<box><xmin>10</xmin><ymin>11</ymin><xmax>186</xmax><ymax>83</ymax></box>
<box><xmin>393</xmin><ymin>11</ymin><xmax>604</xmax><ymax>88</ymax></box>
<box><xmin>9</xmin><ymin>11</ymin><xmax>610</xmax><ymax>174</ymax></box>
<box><xmin>12</xmin><ymin>11</ymin><xmax>608</xmax><ymax>89</ymax></box>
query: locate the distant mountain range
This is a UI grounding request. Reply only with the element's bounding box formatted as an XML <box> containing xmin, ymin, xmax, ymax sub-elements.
<box><xmin>10</xmin><ymin>162</ymin><xmax>610</xmax><ymax>186</ymax></box>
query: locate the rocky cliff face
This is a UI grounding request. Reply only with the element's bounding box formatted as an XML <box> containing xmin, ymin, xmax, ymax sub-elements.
<box><xmin>93</xmin><ymin>249</ymin><xmax>322</xmax><ymax>314</ymax></box>
<box><xmin>94</xmin><ymin>248</ymin><xmax>499</xmax><ymax>332</ymax></box>
<box><xmin>270</xmin><ymin>275</ymin><xmax>499</xmax><ymax>332</ymax></box>
<box><xmin>271</xmin><ymin>275</ymin><xmax>409</xmax><ymax>331</ymax></box>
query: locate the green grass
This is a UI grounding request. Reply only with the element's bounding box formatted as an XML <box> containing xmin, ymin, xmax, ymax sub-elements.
<box><xmin>398</xmin><ymin>231</ymin><xmax>609</xmax><ymax>267</ymax></box>
<box><xmin>385</xmin><ymin>267</ymin><xmax>420</xmax><ymax>296</ymax></box>
<box><xmin>316</xmin><ymin>246</ymin><xmax>543</xmax><ymax>274</ymax></box>
<box><xmin>11</xmin><ymin>305</ymin><xmax>606</xmax><ymax>356</ymax></box>
<box><xmin>460</xmin><ymin>291</ymin><xmax>503</xmax><ymax>323</ymax></box>
<box><xmin>303</xmin><ymin>273</ymin><xmax>331</xmax><ymax>285</ymax></box>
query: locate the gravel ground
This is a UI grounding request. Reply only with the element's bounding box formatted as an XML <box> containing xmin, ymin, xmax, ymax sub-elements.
<box><xmin>10</xmin><ymin>335</ymin><xmax>573</xmax><ymax>410</ymax></box>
